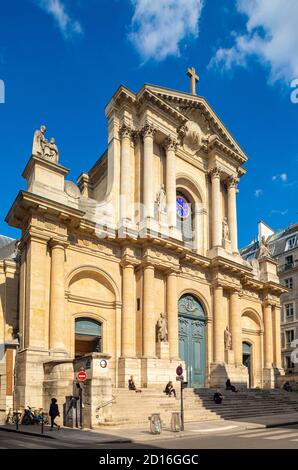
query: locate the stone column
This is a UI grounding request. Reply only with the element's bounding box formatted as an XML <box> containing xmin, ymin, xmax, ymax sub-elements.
<box><xmin>167</xmin><ymin>271</ymin><xmax>179</xmax><ymax>359</ymax></box>
<box><xmin>210</xmin><ymin>167</ymin><xmax>222</xmax><ymax>247</ymax></box>
<box><xmin>49</xmin><ymin>240</ymin><xmax>66</xmax><ymax>352</ymax></box>
<box><xmin>229</xmin><ymin>290</ymin><xmax>242</xmax><ymax>365</ymax></box>
<box><xmin>263</xmin><ymin>303</ymin><xmax>274</xmax><ymax>368</ymax></box>
<box><xmin>164</xmin><ymin>136</ymin><xmax>177</xmax><ymax>229</ymax></box>
<box><xmin>142</xmin><ymin>122</ymin><xmax>156</xmax><ymax>219</ymax></box>
<box><xmin>121</xmin><ymin>262</ymin><xmax>136</xmax><ymax>357</ymax></box>
<box><xmin>227</xmin><ymin>176</ymin><xmax>239</xmax><ymax>253</ymax></box>
<box><xmin>213</xmin><ymin>285</ymin><xmax>225</xmax><ymax>363</ymax></box>
<box><xmin>273</xmin><ymin>305</ymin><xmax>282</xmax><ymax>369</ymax></box>
<box><xmin>119</xmin><ymin>124</ymin><xmax>132</xmax><ymax>221</ymax></box>
<box><xmin>142</xmin><ymin>264</ymin><xmax>156</xmax><ymax>358</ymax></box>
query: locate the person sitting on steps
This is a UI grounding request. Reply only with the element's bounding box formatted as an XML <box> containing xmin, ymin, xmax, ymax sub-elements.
<box><xmin>213</xmin><ymin>389</ymin><xmax>224</xmax><ymax>404</ymax></box>
<box><xmin>164</xmin><ymin>381</ymin><xmax>176</xmax><ymax>398</ymax></box>
<box><xmin>226</xmin><ymin>378</ymin><xmax>238</xmax><ymax>393</ymax></box>
<box><xmin>283</xmin><ymin>381</ymin><xmax>293</xmax><ymax>392</ymax></box>
<box><xmin>128</xmin><ymin>376</ymin><xmax>142</xmax><ymax>393</ymax></box>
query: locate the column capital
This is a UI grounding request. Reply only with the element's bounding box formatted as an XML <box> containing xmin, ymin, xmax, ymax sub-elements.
<box><xmin>163</xmin><ymin>135</ymin><xmax>178</xmax><ymax>152</ymax></box>
<box><xmin>165</xmin><ymin>268</ymin><xmax>179</xmax><ymax>276</ymax></box>
<box><xmin>208</xmin><ymin>165</ymin><xmax>223</xmax><ymax>180</ymax></box>
<box><xmin>142</xmin><ymin>261</ymin><xmax>155</xmax><ymax>270</ymax></box>
<box><xmin>119</xmin><ymin>123</ymin><xmax>133</xmax><ymax>140</ymax></box>
<box><xmin>49</xmin><ymin>238</ymin><xmax>68</xmax><ymax>250</ymax></box>
<box><xmin>141</xmin><ymin>121</ymin><xmax>156</xmax><ymax>139</ymax></box>
<box><xmin>263</xmin><ymin>300</ymin><xmax>273</xmax><ymax>309</ymax></box>
<box><xmin>226</xmin><ymin>175</ymin><xmax>240</xmax><ymax>190</ymax></box>
<box><xmin>120</xmin><ymin>258</ymin><xmax>137</xmax><ymax>269</ymax></box>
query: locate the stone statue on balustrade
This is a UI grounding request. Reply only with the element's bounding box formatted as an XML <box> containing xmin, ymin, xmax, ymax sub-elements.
<box><xmin>224</xmin><ymin>326</ymin><xmax>232</xmax><ymax>350</ymax></box>
<box><xmin>258</xmin><ymin>236</ymin><xmax>272</xmax><ymax>259</ymax></box>
<box><xmin>32</xmin><ymin>126</ymin><xmax>59</xmax><ymax>163</ymax></box>
<box><xmin>156</xmin><ymin>312</ymin><xmax>168</xmax><ymax>343</ymax></box>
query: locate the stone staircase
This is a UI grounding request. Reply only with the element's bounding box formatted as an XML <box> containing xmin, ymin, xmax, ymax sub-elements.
<box><xmin>96</xmin><ymin>387</ymin><xmax>298</xmax><ymax>428</ymax></box>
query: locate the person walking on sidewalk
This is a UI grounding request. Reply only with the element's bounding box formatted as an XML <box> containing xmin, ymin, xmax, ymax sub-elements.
<box><xmin>49</xmin><ymin>398</ymin><xmax>61</xmax><ymax>430</ymax></box>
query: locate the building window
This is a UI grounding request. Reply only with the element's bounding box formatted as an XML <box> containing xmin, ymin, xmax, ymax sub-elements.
<box><xmin>285</xmin><ymin>278</ymin><xmax>293</xmax><ymax>289</ymax></box>
<box><xmin>285</xmin><ymin>303</ymin><xmax>294</xmax><ymax>318</ymax></box>
<box><xmin>285</xmin><ymin>255</ymin><xmax>294</xmax><ymax>270</ymax></box>
<box><xmin>285</xmin><ymin>330</ymin><xmax>295</xmax><ymax>347</ymax></box>
<box><xmin>137</xmin><ymin>298</ymin><xmax>141</xmax><ymax>311</ymax></box>
<box><xmin>75</xmin><ymin>318</ymin><xmax>102</xmax><ymax>358</ymax></box>
<box><xmin>176</xmin><ymin>191</ymin><xmax>194</xmax><ymax>244</ymax></box>
<box><xmin>285</xmin><ymin>236</ymin><xmax>297</xmax><ymax>251</ymax></box>
<box><xmin>286</xmin><ymin>356</ymin><xmax>295</xmax><ymax>369</ymax></box>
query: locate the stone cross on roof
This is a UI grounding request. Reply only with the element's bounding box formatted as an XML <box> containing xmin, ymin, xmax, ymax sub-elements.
<box><xmin>187</xmin><ymin>66</ymin><xmax>199</xmax><ymax>95</ymax></box>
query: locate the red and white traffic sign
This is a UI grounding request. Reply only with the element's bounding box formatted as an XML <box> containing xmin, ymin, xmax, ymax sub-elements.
<box><xmin>77</xmin><ymin>371</ymin><xmax>87</xmax><ymax>382</ymax></box>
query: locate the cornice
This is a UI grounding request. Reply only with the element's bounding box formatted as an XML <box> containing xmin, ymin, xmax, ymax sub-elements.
<box><xmin>144</xmin><ymin>84</ymin><xmax>248</xmax><ymax>161</ymax></box>
<box><xmin>5</xmin><ymin>190</ymin><xmax>85</xmax><ymax>230</ymax></box>
<box><xmin>137</xmin><ymin>88</ymin><xmax>188</xmax><ymax>126</ymax></box>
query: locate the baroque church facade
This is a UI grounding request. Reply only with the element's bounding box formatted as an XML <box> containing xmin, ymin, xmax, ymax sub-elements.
<box><xmin>0</xmin><ymin>72</ymin><xmax>285</xmax><ymax>421</ymax></box>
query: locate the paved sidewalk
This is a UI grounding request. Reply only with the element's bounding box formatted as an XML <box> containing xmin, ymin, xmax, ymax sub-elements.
<box><xmin>1</xmin><ymin>413</ymin><xmax>298</xmax><ymax>445</ymax></box>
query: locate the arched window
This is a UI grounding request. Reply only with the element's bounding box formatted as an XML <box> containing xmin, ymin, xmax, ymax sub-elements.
<box><xmin>176</xmin><ymin>192</ymin><xmax>194</xmax><ymax>244</ymax></box>
<box><xmin>75</xmin><ymin>318</ymin><xmax>102</xmax><ymax>358</ymax></box>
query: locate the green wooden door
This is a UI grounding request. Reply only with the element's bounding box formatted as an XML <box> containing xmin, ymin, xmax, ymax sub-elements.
<box><xmin>178</xmin><ymin>295</ymin><xmax>206</xmax><ymax>388</ymax></box>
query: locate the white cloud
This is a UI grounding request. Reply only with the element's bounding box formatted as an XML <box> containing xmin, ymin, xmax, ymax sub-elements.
<box><xmin>129</xmin><ymin>0</ymin><xmax>204</xmax><ymax>61</ymax></box>
<box><xmin>36</xmin><ymin>0</ymin><xmax>83</xmax><ymax>39</ymax></box>
<box><xmin>210</xmin><ymin>0</ymin><xmax>298</xmax><ymax>83</ymax></box>
<box><xmin>272</xmin><ymin>173</ymin><xmax>288</xmax><ymax>182</ymax></box>
<box><xmin>270</xmin><ymin>209</ymin><xmax>289</xmax><ymax>216</ymax></box>
<box><xmin>254</xmin><ymin>189</ymin><xmax>263</xmax><ymax>197</ymax></box>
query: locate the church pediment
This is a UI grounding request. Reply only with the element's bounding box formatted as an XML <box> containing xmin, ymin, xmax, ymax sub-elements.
<box><xmin>144</xmin><ymin>85</ymin><xmax>248</xmax><ymax>163</ymax></box>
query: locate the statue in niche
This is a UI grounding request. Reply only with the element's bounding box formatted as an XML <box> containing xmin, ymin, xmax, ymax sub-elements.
<box><xmin>222</xmin><ymin>217</ymin><xmax>230</xmax><ymax>241</ymax></box>
<box><xmin>156</xmin><ymin>185</ymin><xmax>167</xmax><ymax>213</ymax></box>
<box><xmin>224</xmin><ymin>326</ymin><xmax>232</xmax><ymax>350</ymax></box>
<box><xmin>156</xmin><ymin>313</ymin><xmax>168</xmax><ymax>343</ymax></box>
<box><xmin>258</xmin><ymin>236</ymin><xmax>272</xmax><ymax>259</ymax></box>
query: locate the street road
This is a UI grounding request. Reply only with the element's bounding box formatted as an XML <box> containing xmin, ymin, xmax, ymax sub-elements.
<box><xmin>1</xmin><ymin>425</ymin><xmax>298</xmax><ymax>449</ymax></box>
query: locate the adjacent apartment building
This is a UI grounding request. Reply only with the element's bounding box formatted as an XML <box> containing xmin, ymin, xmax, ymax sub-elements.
<box><xmin>241</xmin><ymin>221</ymin><xmax>298</xmax><ymax>375</ymax></box>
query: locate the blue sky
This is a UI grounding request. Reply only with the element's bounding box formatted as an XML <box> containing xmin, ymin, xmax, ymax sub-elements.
<box><xmin>0</xmin><ymin>0</ymin><xmax>297</xmax><ymax>248</ymax></box>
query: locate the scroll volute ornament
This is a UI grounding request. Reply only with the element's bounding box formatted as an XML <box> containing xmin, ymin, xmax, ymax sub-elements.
<box><xmin>141</xmin><ymin>121</ymin><xmax>156</xmax><ymax>138</ymax></box>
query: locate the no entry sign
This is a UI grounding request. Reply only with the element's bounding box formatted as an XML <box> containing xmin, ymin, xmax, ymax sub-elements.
<box><xmin>77</xmin><ymin>371</ymin><xmax>87</xmax><ymax>382</ymax></box>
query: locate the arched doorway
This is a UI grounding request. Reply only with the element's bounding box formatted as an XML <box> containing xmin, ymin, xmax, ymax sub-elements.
<box><xmin>243</xmin><ymin>342</ymin><xmax>252</xmax><ymax>387</ymax></box>
<box><xmin>75</xmin><ymin>318</ymin><xmax>102</xmax><ymax>358</ymax></box>
<box><xmin>178</xmin><ymin>294</ymin><xmax>206</xmax><ymax>388</ymax></box>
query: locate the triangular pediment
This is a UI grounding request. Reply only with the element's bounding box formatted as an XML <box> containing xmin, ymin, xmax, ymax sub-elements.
<box><xmin>144</xmin><ymin>84</ymin><xmax>248</xmax><ymax>163</ymax></box>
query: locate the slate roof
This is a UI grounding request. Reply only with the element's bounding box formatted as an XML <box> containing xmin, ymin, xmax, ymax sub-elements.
<box><xmin>241</xmin><ymin>223</ymin><xmax>298</xmax><ymax>260</ymax></box>
<box><xmin>0</xmin><ymin>235</ymin><xmax>17</xmax><ymax>260</ymax></box>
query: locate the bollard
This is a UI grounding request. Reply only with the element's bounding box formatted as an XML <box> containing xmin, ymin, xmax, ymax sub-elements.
<box><xmin>41</xmin><ymin>412</ymin><xmax>44</xmax><ymax>434</ymax></box>
<box><xmin>171</xmin><ymin>412</ymin><xmax>181</xmax><ymax>432</ymax></box>
<box><xmin>148</xmin><ymin>413</ymin><xmax>162</xmax><ymax>435</ymax></box>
